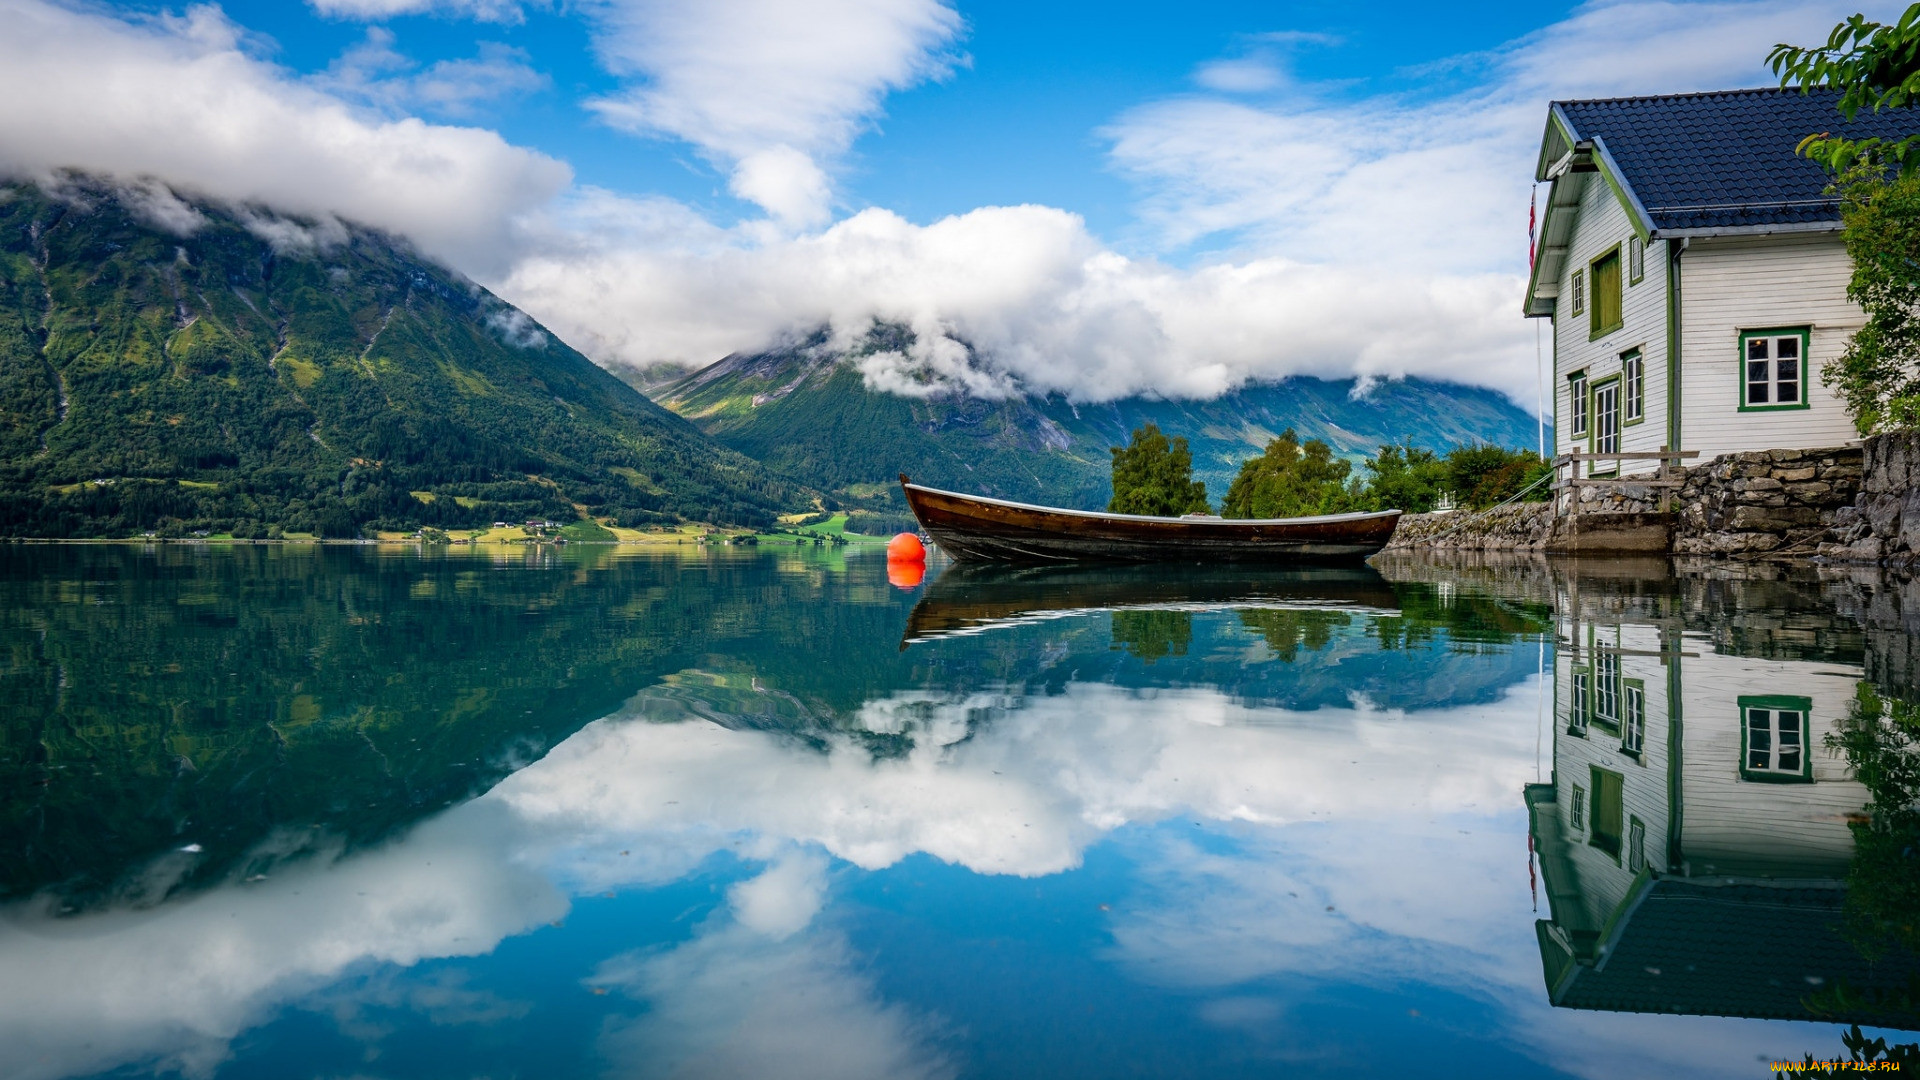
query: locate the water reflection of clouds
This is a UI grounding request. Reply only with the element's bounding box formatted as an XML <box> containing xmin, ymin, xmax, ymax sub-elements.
<box><xmin>592</xmin><ymin>852</ymin><xmax>959</xmax><ymax>1080</ymax></box>
<box><xmin>0</xmin><ymin>673</ymin><xmax>1822</xmax><ymax>1079</ymax></box>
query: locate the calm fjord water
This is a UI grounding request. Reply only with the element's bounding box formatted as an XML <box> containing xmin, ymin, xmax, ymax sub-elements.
<box><xmin>2</xmin><ymin>544</ymin><xmax>1915</xmax><ymax>1079</ymax></box>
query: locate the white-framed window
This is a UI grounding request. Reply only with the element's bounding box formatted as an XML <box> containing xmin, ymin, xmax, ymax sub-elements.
<box><xmin>1628</xmin><ymin>236</ymin><xmax>1646</xmax><ymax>284</ymax></box>
<box><xmin>1568</xmin><ymin>371</ymin><xmax>1589</xmax><ymax>437</ymax></box>
<box><xmin>1569</xmin><ymin>666</ymin><xmax>1590</xmax><ymax>735</ymax></box>
<box><xmin>1628</xmin><ymin>816</ymin><xmax>1646</xmax><ymax>873</ymax></box>
<box><xmin>1740</xmin><ymin>697</ymin><xmax>1812</xmax><ymax>782</ymax></box>
<box><xmin>1740</xmin><ymin>329</ymin><xmax>1809</xmax><ymax>410</ymax></box>
<box><xmin>1570</xmin><ymin>783</ymin><xmax>1586</xmax><ymax>829</ymax></box>
<box><xmin>1570</xmin><ymin>269</ymin><xmax>1586</xmax><ymax>316</ymax></box>
<box><xmin>1622</xmin><ymin>350</ymin><xmax>1644</xmax><ymax>422</ymax></box>
<box><xmin>1622</xmin><ymin>682</ymin><xmax>1645</xmax><ymax>755</ymax></box>
<box><xmin>1595</xmin><ymin>651</ymin><xmax>1621</xmax><ymax>728</ymax></box>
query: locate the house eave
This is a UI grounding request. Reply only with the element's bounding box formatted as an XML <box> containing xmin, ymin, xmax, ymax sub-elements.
<box><xmin>1652</xmin><ymin>220</ymin><xmax>1842</xmax><ymax>239</ymax></box>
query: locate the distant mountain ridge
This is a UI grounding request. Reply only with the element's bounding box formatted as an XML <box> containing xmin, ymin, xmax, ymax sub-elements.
<box><xmin>652</xmin><ymin>325</ymin><xmax>1547</xmax><ymax>512</ymax></box>
<box><xmin>0</xmin><ymin>176</ymin><xmax>795</xmax><ymax>537</ymax></box>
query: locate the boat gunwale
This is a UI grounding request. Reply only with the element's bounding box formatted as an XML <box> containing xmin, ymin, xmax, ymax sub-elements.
<box><xmin>902</xmin><ymin>480</ymin><xmax>1403</xmax><ymax>528</ymax></box>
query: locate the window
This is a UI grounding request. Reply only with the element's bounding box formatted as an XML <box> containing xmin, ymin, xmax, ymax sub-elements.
<box><xmin>1592</xmin><ymin>379</ymin><xmax>1621</xmax><ymax>455</ymax></box>
<box><xmin>1589</xmin><ymin>766</ymin><xmax>1624</xmax><ymax>857</ymax></box>
<box><xmin>1570</xmin><ymin>784</ymin><xmax>1586</xmax><ymax>829</ymax></box>
<box><xmin>1628</xmin><ymin>816</ymin><xmax>1647</xmax><ymax>873</ymax></box>
<box><xmin>1594</xmin><ymin>651</ymin><xmax>1621</xmax><ymax>730</ymax></box>
<box><xmin>1622</xmin><ymin>681</ymin><xmax>1646</xmax><ymax>756</ymax></box>
<box><xmin>1568</xmin><ymin>371</ymin><xmax>1589</xmax><ymax>437</ymax></box>
<box><xmin>1628</xmin><ymin>236</ymin><xmax>1646</xmax><ymax>285</ymax></box>
<box><xmin>1622</xmin><ymin>350</ymin><xmax>1644</xmax><ymax>423</ymax></box>
<box><xmin>1590</xmin><ymin>249</ymin><xmax>1623</xmax><ymax>338</ymax></box>
<box><xmin>1740</xmin><ymin>328</ymin><xmax>1810</xmax><ymax>410</ymax></box>
<box><xmin>1569</xmin><ymin>666</ymin><xmax>1590</xmax><ymax>735</ymax></box>
<box><xmin>1740</xmin><ymin>696</ymin><xmax>1814</xmax><ymax>782</ymax></box>
<box><xmin>1570</xmin><ymin>269</ymin><xmax>1586</xmax><ymax>316</ymax></box>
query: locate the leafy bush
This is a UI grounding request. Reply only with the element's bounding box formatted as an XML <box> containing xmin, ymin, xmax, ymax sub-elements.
<box><xmin>1358</xmin><ymin>444</ymin><xmax>1449</xmax><ymax>513</ymax></box>
<box><xmin>1443</xmin><ymin>443</ymin><xmax>1552</xmax><ymax>510</ymax></box>
<box><xmin>1220</xmin><ymin>429</ymin><xmax>1354</xmax><ymax>518</ymax></box>
<box><xmin>1109</xmin><ymin>423</ymin><xmax>1210</xmax><ymax>516</ymax></box>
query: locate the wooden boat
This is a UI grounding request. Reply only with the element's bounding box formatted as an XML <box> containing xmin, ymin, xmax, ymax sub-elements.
<box><xmin>899</xmin><ymin>475</ymin><xmax>1400</xmax><ymax>564</ymax></box>
<box><xmin>901</xmin><ymin>562</ymin><xmax>1400</xmax><ymax>645</ymax></box>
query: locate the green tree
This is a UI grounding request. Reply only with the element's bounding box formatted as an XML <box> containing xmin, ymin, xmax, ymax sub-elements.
<box><xmin>1816</xmin><ymin>169</ymin><xmax>1920</xmax><ymax>433</ymax></box>
<box><xmin>1220</xmin><ymin>429</ymin><xmax>1355</xmax><ymax>518</ymax></box>
<box><xmin>1772</xmin><ymin>5</ymin><xmax>1920</xmax><ymax>175</ymax></box>
<box><xmin>1444</xmin><ymin>443</ymin><xmax>1552</xmax><ymax>510</ymax></box>
<box><xmin>1357</xmin><ymin>443</ymin><xmax>1449</xmax><ymax>512</ymax></box>
<box><xmin>1108</xmin><ymin>423</ymin><xmax>1210</xmax><ymax>516</ymax></box>
<box><xmin>1775</xmin><ymin>8</ymin><xmax>1920</xmax><ymax>433</ymax></box>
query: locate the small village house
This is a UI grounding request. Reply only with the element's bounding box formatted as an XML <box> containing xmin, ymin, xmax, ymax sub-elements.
<box><xmin>1524</xmin><ymin>89</ymin><xmax>1920</xmax><ymax>473</ymax></box>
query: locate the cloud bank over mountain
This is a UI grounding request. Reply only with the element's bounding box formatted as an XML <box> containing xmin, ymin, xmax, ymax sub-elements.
<box><xmin>0</xmin><ymin>0</ymin><xmax>1863</xmax><ymax>407</ymax></box>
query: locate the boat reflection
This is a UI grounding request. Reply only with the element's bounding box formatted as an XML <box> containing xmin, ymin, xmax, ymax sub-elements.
<box><xmin>901</xmin><ymin>562</ymin><xmax>1403</xmax><ymax>645</ymax></box>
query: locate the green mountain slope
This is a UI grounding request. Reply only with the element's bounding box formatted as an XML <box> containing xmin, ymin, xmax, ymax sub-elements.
<box><xmin>655</xmin><ymin>325</ymin><xmax>1548</xmax><ymax>512</ymax></box>
<box><xmin>0</xmin><ymin>176</ymin><xmax>795</xmax><ymax>537</ymax></box>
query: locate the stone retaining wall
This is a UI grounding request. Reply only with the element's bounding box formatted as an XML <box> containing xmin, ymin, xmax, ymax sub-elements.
<box><xmin>1820</xmin><ymin>429</ymin><xmax>1920</xmax><ymax>564</ymax></box>
<box><xmin>1673</xmin><ymin>446</ymin><xmax>1862</xmax><ymax>555</ymax></box>
<box><xmin>1385</xmin><ymin>444</ymin><xmax>1864</xmax><ymax>557</ymax></box>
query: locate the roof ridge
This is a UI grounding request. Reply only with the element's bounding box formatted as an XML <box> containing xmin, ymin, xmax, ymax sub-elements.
<box><xmin>1552</xmin><ymin>86</ymin><xmax>1834</xmax><ymax>108</ymax></box>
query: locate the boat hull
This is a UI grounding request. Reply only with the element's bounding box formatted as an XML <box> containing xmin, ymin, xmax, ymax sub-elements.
<box><xmin>900</xmin><ymin>478</ymin><xmax>1400</xmax><ymax>564</ymax></box>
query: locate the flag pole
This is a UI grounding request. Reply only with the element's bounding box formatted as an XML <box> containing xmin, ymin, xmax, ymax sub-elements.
<box><xmin>1530</xmin><ymin>186</ymin><xmax>1546</xmax><ymax>460</ymax></box>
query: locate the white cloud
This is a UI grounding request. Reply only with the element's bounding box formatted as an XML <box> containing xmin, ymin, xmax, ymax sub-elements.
<box><xmin>0</xmin><ymin>666</ymin><xmax>1812</xmax><ymax>1080</ymax></box>
<box><xmin>501</xmin><ymin>200</ymin><xmax>1531</xmax><ymax>401</ymax></box>
<box><xmin>0</xmin><ymin>0</ymin><xmax>1876</xmax><ymax>411</ymax></box>
<box><xmin>581</xmin><ymin>0</ymin><xmax>965</xmax><ymax>225</ymax></box>
<box><xmin>318</xmin><ymin>28</ymin><xmax>549</xmax><ymax>118</ymax></box>
<box><xmin>1108</xmin><ymin>0</ymin><xmax>1865</xmax><ymax>271</ymax></box>
<box><xmin>308</xmin><ymin>0</ymin><xmax>529</xmax><ymax>22</ymax></box>
<box><xmin>0</xmin><ymin>0</ymin><xmax>568</xmax><ymax>277</ymax></box>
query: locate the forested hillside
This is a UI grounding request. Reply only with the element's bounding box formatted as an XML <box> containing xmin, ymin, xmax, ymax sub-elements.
<box><xmin>0</xmin><ymin>176</ymin><xmax>795</xmax><ymax>537</ymax></box>
<box><xmin>654</xmin><ymin>325</ymin><xmax>1546</xmax><ymax>512</ymax></box>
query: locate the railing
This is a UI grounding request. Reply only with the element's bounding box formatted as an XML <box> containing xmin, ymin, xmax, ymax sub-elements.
<box><xmin>1553</xmin><ymin>449</ymin><xmax>1699</xmax><ymax>514</ymax></box>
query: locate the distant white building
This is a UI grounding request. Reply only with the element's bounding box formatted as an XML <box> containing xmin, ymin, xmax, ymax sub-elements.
<box><xmin>1524</xmin><ymin>89</ymin><xmax>1920</xmax><ymax>471</ymax></box>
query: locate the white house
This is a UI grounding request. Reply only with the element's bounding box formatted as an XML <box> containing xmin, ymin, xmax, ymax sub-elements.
<box><xmin>1524</xmin><ymin>89</ymin><xmax>1919</xmax><ymax>472</ymax></box>
<box><xmin>1526</xmin><ymin>599</ymin><xmax>1910</xmax><ymax>1022</ymax></box>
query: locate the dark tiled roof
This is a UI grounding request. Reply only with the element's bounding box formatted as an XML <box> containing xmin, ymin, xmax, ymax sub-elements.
<box><xmin>1552</xmin><ymin>879</ymin><xmax>1920</xmax><ymax>1024</ymax></box>
<box><xmin>1558</xmin><ymin>88</ymin><xmax>1920</xmax><ymax>233</ymax></box>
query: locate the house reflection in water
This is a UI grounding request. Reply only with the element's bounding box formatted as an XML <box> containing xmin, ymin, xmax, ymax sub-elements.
<box><xmin>1525</xmin><ymin>565</ymin><xmax>1918</xmax><ymax>1024</ymax></box>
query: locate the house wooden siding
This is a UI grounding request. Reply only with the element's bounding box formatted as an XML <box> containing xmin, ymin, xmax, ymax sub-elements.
<box><xmin>1674</xmin><ymin>642</ymin><xmax>1864</xmax><ymax>879</ymax></box>
<box><xmin>1676</xmin><ymin>233</ymin><xmax>1864</xmax><ymax>460</ymax></box>
<box><xmin>1527</xmin><ymin>90</ymin><xmax>1915</xmax><ymax>466</ymax></box>
<box><xmin>1553</xmin><ymin>179</ymin><xmax>1669</xmax><ymax>475</ymax></box>
<box><xmin>1550</xmin><ymin>620</ymin><xmax>1672</xmax><ymax>928</ymax></box>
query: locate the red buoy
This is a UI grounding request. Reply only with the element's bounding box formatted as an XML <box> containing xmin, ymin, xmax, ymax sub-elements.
<box><xmin>886</xmin><ymin>558</ymin><xmax>925</xmax><ymax>589</ymax></box>
<box><xmin>887</xmin><ymin>532</ymin><xmax>925</xmax><ymax>561</ymax></box>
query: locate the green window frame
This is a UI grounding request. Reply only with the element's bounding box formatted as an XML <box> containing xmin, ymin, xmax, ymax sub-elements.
<box><xmin>1628</xmin><ymin>815</ymin><xmax>1647</xmax><ymax>872</ymax></box>
<box><xmin>1588</xmin><ymin>374</ymin><xmax>1621</xmax><ymax>469</ymax></box>
<box><xmin>1628</xmin><ymin>236</ymin><xmax>1645</xmax><ymax>285</ymax></box>
<box><xmin>1589</xmin><ymin>246</ymin><xmax>1623</xmax><ymax>340</ymax></box>
<box><xmin>1589</xmin><ymin>766</ymin><xmax>1625</xmax><ymax>858</ymax></box>
<box><xmin>1621</xmin><ymin>349</ymin><xmax>1644</xmax><ymax>426</ymax></box>
<box><xmin>1739</xmin><ymin>695</ymin><xmax>1814</xmax><ymax>783</ymax></box>
<box><xmin>1737</xmin><ymin>327</ymin><xmax>1812</xmax><ymax>412</ymax></box>
<box><xmin>1621</xmin><ymin>678</ymin><xmax>1646</xmax><ymax>757</ymax></box>
<box><xmin>1568</xmin><ymin>665</ymin><xmax>1591</xmax><ymax>735</ymax></box>
<box><xmin>1591</xmin><ymin>650</ymin><xmax>1621</xmax><ymax>732</ymax></box>
<box><xmin>1570</xmin><ymin>268</ymin><xmax>1586</xmax><ymax>316</ymax></box>
<box><xmin>1567</xmin><ymin>370</ymin><xmax>1589</xmax><ymax>438</ymax></box>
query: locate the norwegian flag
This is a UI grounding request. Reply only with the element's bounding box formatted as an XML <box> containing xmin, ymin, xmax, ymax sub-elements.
<box><xmin>1528</xmin><ymin>191</ymin><xmax>1537</xmax><ymax>270</ymax></box>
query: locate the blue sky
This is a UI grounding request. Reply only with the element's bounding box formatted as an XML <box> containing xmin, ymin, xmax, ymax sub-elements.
<box><xmin>0</xmin><ymin>0</ymin><xmax>1883</xmax><ymax>405</ymax></box>
<box><xmin>152</xmin><ymin>0</ymin><xmax>1590</xmax><ymax>247</ymax></box>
